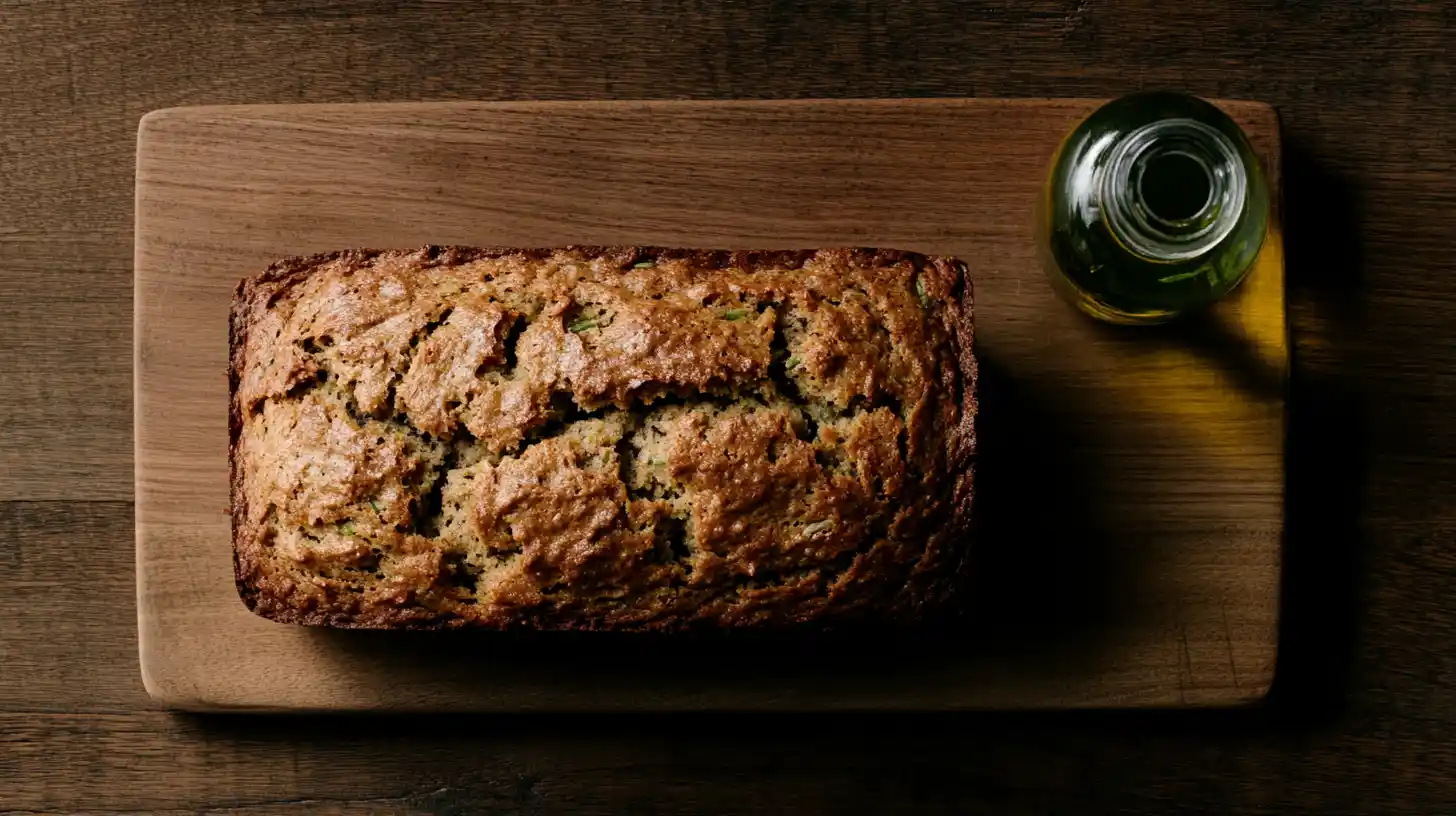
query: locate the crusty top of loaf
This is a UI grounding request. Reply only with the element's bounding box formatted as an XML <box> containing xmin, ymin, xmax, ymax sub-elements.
<box><xmin>230</xmin><ymin>246</ymin><xmax>976</xmax><ymax>629</ymax></box>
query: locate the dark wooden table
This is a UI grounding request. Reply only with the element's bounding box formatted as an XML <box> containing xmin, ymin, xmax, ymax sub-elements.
<box><xmin>3</xmin><ymin>1</ymin><xmax>1453</xmax><ymax>812</ymax></box>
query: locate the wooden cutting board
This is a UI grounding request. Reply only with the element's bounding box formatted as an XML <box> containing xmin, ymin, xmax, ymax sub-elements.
<box><xmin>134</xmin><ymin>99</ymin><xmax>1284</xmax><ymax>712</ymax></box>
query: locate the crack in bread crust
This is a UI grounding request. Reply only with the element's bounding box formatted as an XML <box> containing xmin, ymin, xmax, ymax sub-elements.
<box><xmin>230</xmin><ymin>246</ymin><xmax>976</xmax><ymax>630</ymax></box>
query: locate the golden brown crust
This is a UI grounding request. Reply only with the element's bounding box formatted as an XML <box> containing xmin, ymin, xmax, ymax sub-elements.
<box><xmin>230</xmin><ymin>246</ymin><xmax>976</xmax><ymax>630</ymax></box>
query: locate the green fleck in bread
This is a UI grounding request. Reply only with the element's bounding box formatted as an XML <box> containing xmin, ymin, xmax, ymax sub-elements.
<box><xmin>229</xmin><ymin>246</ymin><xmax>976</xmax><ymax>630</ymax></box>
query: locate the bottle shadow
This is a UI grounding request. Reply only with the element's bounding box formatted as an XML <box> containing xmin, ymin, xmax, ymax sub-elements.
<box><xmin>1056</xmin><ymin>140</ymin><xmax>1367</xmax><ymax>723</ymax></box>
<box><xmin>1115</xmin><ymin>307</ymin><xmax>1287</xmax><ymax>403</ymax></box>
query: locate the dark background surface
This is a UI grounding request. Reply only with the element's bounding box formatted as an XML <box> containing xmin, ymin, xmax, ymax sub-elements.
<box><xmin>2</xmin><ymin>1</ymin><xmax>1453</xmax><ymax>812</ymax></box>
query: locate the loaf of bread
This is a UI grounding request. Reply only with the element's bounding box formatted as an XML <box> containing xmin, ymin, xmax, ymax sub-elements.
<box><xmin>230</xmin><ymin>246</ymin><xmax>976</xmax><ymax>629</ymax></box>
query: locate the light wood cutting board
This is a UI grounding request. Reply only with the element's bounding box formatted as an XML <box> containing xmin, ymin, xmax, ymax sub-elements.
<box><xmin>134</xmin><ymin>99</ymin><xmax>1284</xmax><ymax>712</ymax></box>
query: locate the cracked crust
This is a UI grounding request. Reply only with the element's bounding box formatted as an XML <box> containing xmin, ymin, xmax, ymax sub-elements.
<box><xmin>230</xmin><ymin>245</ymin><xmax>976</xmax><ymax>630</ymax></box>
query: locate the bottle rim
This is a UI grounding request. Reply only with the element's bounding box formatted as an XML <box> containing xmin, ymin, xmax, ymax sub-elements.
<box><xmin>1099</xmin><ymin>118</ymin><xmax>1248</xmax><ymax>263</ymax></box>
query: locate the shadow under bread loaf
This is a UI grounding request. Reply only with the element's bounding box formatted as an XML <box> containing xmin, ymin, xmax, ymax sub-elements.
<box><xmin>229</xmin><ymin>246</ymin><xmax>976</xmax><ymax>630</ymax></box>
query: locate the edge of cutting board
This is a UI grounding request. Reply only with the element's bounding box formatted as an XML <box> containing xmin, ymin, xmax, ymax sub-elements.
<box><xmin>135</xmin><ymin>97</ymin><xmax>1284</xmax><ymax>712</ymax></box>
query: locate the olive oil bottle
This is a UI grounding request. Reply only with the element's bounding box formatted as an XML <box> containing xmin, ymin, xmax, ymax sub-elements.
<box><xmin>1037</xmin><ymin>92</ymin><xmax>1270</xmax><ymax>324</ymax></box>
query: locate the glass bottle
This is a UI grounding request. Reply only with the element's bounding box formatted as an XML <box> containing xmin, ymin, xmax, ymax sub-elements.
<box><xmin>1037</xmin><ymin>92</ymin><xmax>1271</xmax><ymax>324</ymax></box>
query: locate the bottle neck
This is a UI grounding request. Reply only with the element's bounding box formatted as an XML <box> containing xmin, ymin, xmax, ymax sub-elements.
<box><xmin>1099</xmin><ymin>118</ymin><xmax>1248</xmax><ymax>262</ymax></box>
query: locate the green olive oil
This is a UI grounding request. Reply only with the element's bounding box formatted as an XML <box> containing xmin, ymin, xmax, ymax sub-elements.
<box><xmin>1037</xmin><ymin>92</ymin><xmax>1271</xmax><ymax>324</ymax></box>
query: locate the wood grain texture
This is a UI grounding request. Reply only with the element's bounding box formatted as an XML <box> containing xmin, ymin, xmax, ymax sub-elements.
<box><xmin>0</xmin><ymin>502</ymin><xmax>142</xmax><ymax>712</ymax></box>
<box><xmin>3</xmin><ymin>0</ymin><xmax>1455</xmax><ymax>810</ymax></box>
<box><xmin>133</xmin><ymin>98</ymin><xmax>1283</xmax><ymax>711</ymax></box>
<box><xmin>0</xmin><ymin>238</ymin><xmax>134</xmax><ymax>501</ymax></box>
<box><xmin>4</xmin><ymin>708</ymin><xmax>1455</xmax><ymax>814</ymax></box>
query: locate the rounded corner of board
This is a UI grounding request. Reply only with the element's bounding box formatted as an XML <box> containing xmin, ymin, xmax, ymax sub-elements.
<box><xmin>138</xmin><ymin>107</ymin><xmax>185</xmax><ymax>137</ymax></box>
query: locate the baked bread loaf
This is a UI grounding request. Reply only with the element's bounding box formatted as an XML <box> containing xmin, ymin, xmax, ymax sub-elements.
<box><xmin>230</xmin><ymin>246</ymin><xmax>976</xmax><ymax>630</ymax></box>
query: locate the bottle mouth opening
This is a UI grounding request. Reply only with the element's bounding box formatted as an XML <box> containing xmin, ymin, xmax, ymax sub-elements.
<box><xmin>1101</xmin><ymin>119</ymin><xmax>1247</xmax><ymax>262</ymax></box>
<box><xmin>1138</xmin><ymin>152</ymin><xmax>1213</xmax><ymax>224</ymax></box>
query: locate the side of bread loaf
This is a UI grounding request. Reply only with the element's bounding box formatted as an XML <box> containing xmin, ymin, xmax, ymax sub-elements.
<box><xmin>230</xmin><ymin>246</ymin><xmax>976</xmax><ymax>630</ymax></box>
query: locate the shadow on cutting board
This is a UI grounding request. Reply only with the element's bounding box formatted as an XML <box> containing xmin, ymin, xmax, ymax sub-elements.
<box><xmin>303</xmin><ymin>354</ymin><xmax>1145</xmax><ymax>707</ymax></box>
<box><xmin>959</xmin><ymin>356</ymin><xmax>1143</xmax><ymax>662</ymax></box>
